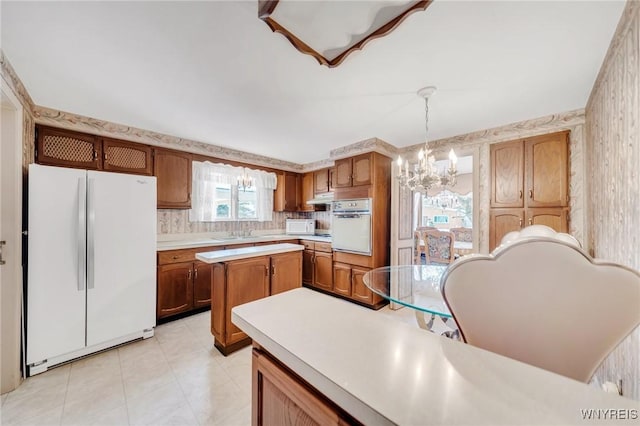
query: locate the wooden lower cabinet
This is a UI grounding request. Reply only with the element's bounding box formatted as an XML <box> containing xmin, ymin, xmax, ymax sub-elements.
<box><xmin>157</xmin><ymin>262</ymin><xmax>194</xmax><ymax>319</ymax></box>
<box><xmin>313</xmin><ymin>252</ymin><xmax>333</xmax><ymax>292</ymax></box>
<box><xmin>332</xmin><ymin>263</ymin><xmax>383</xmax><ymax>308</ymax></box>
<box><xmin>270</xmin><ymin>252</ymin><xmax>303</xmax><ymax>295</ymax></box>
<box><xmin>302</xmin><ymin>249</ymin><xmax>314</xmax><ymax>285</ymax></box>
<box><xmin>489</xmin><ymin>209</ymin><xmax>524</xmax><ymax>252</ymax></box>
<box><xmin>157</xmin><ymin>246</ymin><xmax>221</xmax><ymax>320</ymax></box>
<box><xmin>527</xmin><ymin>208</ymin><xmax>568</xmax><ymax>231</ymax></box>
<box><xmin>211</xmin><ymin>252</ymin><xmax>302</xmax><ymax>355</ymax></box>
<box><xmin>252</xmin><ymin>347</ymin><xmax>359</xmax><ymax>426</ymax></box>
<box><xmin>332</xmin><ymin>263</ymin><xmax>352</xmax><ymax>297</ymax></box>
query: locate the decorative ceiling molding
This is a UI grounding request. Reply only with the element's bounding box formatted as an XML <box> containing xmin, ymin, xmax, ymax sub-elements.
<box><xmin>400</xmin><ymin>108</ymin><xmax>586</xmax><ymax>157</ymax></box>
<box><xmin>0</xmin><ymin>49</ymin><xmax>36</xmax><ymax>115</ymax></box>
<box><xmin>329</xmin><ymin>137</ymin><xmax>398</xmax><ymax>161</ymax></box>
<box><xmin>258</xmin><ymin>0</ymin><xmax>433</xmax><ymax>68</ymax></box>
<box><xmin>33</xmin><ymin>105</ymin><xmax>305</xmax><ymax>173</ymax></box>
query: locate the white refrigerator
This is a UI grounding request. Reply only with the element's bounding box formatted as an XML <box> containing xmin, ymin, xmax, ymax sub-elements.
<box><xmin>27</xmin><ymin>164</ymin><xmax>156</xmax><ymax>375</ymax></box>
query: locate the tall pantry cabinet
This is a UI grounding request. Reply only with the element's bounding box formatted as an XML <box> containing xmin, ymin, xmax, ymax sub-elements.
<box><xmin>489</xmin><ymin>131</ymin><xmax>570</xmax><ymax>251</ymax></box>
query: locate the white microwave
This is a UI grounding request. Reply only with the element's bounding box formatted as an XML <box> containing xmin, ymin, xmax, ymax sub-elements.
<box><xmin>285</xmin><ymin>219</ymin><xmax>315</xmax><ymax>235</ymax></box>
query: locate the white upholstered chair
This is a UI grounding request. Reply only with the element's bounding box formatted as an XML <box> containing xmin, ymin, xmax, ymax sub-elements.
<box><xmin>441</xmin><ymin>225</ymin><xmax>640</xmax><ymax>383</ymax></box>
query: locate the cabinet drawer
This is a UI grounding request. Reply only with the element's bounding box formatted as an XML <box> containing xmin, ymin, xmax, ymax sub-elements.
<box><xmin>300</xmin><ymin>240</ymin><xmax>315</xmax><ymax>251</ymax></box>
<box><xmin>314</xmin><ymin>242</ymin><xmax>332</xmax><ymax>253</ymax></box>
<box><xmin>158</xmin><ymin>246</ymin><xmax>221</xmax><ymax>265</ymax></box>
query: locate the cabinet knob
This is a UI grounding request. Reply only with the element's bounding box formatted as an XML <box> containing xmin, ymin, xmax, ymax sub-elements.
<box><xmin>528</xmin><ymin>218</ymin><xmax>533</xmax><ymax>226</ymax></box>
<box><xmin>529</xmin><ymin>189</ymin><xmax>533</xmax><ymax>198</ymax></box>
<box><xmin>187</xmin><ymin>269</ymin><xmax>192</xmax><ymax>279</ymax></box>
<box><xmin>519</xmin><ymin>190</ymin><xmax>523</xmax><ymax>199</ymax></box>
<box><xmin>194</xmin><ymin>268</ymin><xmax>198</xmax><ymax>279</ymax></box>
<box><xmin>519</xmin><ymin>218</ymin><xmax>523</xmax><ymax>228</ymax></box>
<box><xmin>172</xmin><ymin>255</ymin><xmax>179</xmax><ymax>259</ymax></box>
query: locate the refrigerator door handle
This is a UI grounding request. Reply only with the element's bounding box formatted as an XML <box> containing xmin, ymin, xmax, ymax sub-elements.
<box><xmin>87</xmin><ymin>178</ymin><xmax>95</xmax><ymax>290</ymax></box>
<box><xmin>78</xmin><ymin>177</ymin><xmax>87</xmax><ymax>291</ymax></box>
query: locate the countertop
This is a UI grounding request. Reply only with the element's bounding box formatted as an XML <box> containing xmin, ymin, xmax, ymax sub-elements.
<box><xmin>195</xmin><ymin>243</ymin><xmax>304</xmax><ymax>263</ymax></box>
<box><xmin>232</xmin><ymin>288</ymin><xmax>639</xmax><ymax>426</ymax></box>
<box><xmin>157</xmin><ymin>233</ymin><xmax>331</xmax><ymax>251</ymax></box>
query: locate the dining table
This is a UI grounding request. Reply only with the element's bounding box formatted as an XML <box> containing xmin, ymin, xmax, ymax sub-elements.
<box><xmin>363</xmin><ymin>264</ymin><xmax>460</xmax><ymax>339</ymax></box>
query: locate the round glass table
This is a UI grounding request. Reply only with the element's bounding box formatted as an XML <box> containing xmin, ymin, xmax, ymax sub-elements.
<box><xmin>363</xmin><ymin>265</ymin><xmax>460</xmax><ymax>339</ymax></box>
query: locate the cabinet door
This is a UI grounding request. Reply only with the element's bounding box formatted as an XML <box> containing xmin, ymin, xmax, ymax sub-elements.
<box><xmin>193</xmin><ymin>261</ymin><xmax>212</xmax><ymax>308</ymax></box>
<box><xmin>351</xmin><ymin>266</ymin><xmax>372</xmax><ymax>304</ymax></box>
<box><xmin>526</xmin><ymin>133</ymin><xmax>569</xmax><ymax>207</ymax></box>
<box><xmin>302</xmin><ymin>249</ymin><xmax>314</xmax><ymax>285</ymax></box>
<box><xmin>334</xmin><ymin>158</ymin><xmax>352</xmax><ymax>188</ymax></box>
<box><xmin>226</xmin><ymin>257</ymin><xmax>270</xmax><ymax>344</ymax></box>
<box><xmin>157</xmin><ymin>263</ymin><xmax>194</xmax><ymax>319</ymax></box>
<box><xmin>274</xmin><ymin>172</ymin><xmax>300</xmax><ymax>212</ymax></box>
<box><xmin>252</xmin><ymin>349</ymin><xmax>347</xmax><ymax>426</ymax></box>
<box><xmin>332</xmin><ymin>262</ymin><xmax>351</xmax><ymax>297</ymax></box>
<box><xmin>491</xmin><ymin>140</ymin><xmax>524</xmax><ymax>208</ymax></box>
<box><xmin>154</xmin><ymin>148</ymin><xmax>192</xmax><ymax>209</ymax></box>
<box><xmin>489</xmin><ymin>209</ymin><xmax>524</xmax><ymax>252</ymax></box>
<box><xmin>351</xmin><ymin>153</ymin><xmax>372</xmax><ymax>186</ymax></box>
<box><xmin>270</xmin><ymin>252</ymin><xmax>302</xmax><ymax>295</ymax></box>
<box><xmin>314</xmin><ymin>168</ymin><xmax>330</xmax><ymax>194</ymax></box>
<box><xmin>102</xmin><ymin>138</ymin><xmax>153</xmax><ymax>175</ymax></box>
<box><xmin>36</xmin><ymin>125</ymin><xmax>102</xmax><ymax>170</ymax></box>
<box><xmin>299</xmin><ymin>172</ymin><xmax>315</xmax><ymax>212</ymax></box>
<box><xmin>527</xmin><ymin>208</ymin><xmax>568</xmax><ymax>233</ymax></box>
<box><xmin>313</xmin><ymin>252</ymin><xmax>334</xmax><ymax>292</ymax></box>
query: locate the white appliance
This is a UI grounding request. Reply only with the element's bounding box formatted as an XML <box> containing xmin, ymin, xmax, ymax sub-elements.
<box><xmin>27</xmin><ymin>164</ymin><xmax>156</xmax><ymax>375</ymax></box>
<box><xmin>285</xmin><ymin>219</ymin><xmax>315</xmax><ymax>235</ymax></box>
<box><xmin>332</xmin><ymin>198</ymin><xmax>372</xmax><ymax>255</ymax></box>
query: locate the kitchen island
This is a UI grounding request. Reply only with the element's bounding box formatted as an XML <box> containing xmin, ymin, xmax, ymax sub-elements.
<box><xmin>233</xmin><ymin>288</ymin><xmax>640</xmax><ymax>425</ymax></box>
<box><xmin>196</xmin><ymin>243</ymin><xmax>303</xmax><ymax>355</ymax></box>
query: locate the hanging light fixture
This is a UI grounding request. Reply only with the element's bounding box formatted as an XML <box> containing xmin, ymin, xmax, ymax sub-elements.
<box><xmin>397</xmin><ymin>86</ymin><xmax>458</xmax><ymax>192</ymax></box>
<box><xmin>237</xmin><ymin>167</ymin><xmax>254</xmax><ymax>191</ymax></box>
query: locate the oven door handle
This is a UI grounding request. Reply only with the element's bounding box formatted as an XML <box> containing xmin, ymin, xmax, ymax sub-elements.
<box><xmin>334</xmin><ymin>214</ymin><xmax>363</xmax><ymax>218</ymax></box>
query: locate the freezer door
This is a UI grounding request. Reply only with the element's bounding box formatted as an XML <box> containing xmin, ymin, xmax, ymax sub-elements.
<box><xmin>27</xmin><ymin>164</ymin><xmax>87</xmax><ymax>365</ymax></box>
<box><xmin>86</xmin><ymin>171</ymin><xmax>156</xmax><ymax>346</ymax></box>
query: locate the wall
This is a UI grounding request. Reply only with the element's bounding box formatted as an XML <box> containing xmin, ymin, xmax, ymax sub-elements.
<box><xmin>585</xmin><ymin>1</ymin><xmax>639</xmax><ymax>400</ymax></box>
<box><xmin>157</xmin><ymin>209</ymin><xmax>332</xmax><ymax>235</ymax></box>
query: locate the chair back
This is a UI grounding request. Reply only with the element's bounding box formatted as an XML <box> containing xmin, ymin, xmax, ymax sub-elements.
<box><xmin>450</xmin><ymin>227</ymin><xmax>472</xmax><ymax>243</ymax></box>
<box><xmin>414</xmin><ymin>227</ymin><xmax>438</xmax><ymax>264</ymax></box>
<box><xmin>442</xmin><ymin>226</ymin><xmax>640</xmax><ymax>383</ymax></box>
<box><xmin>424</xmin><ymin>229</ymin><xmax>455</xmax><ymax>265</ymax></box>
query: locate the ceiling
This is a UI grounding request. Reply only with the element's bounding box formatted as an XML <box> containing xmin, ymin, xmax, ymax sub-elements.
<box><xmin>1</xmin><ymin>1</ymin><xmax>625</xmax><ymax>165</ymax></box>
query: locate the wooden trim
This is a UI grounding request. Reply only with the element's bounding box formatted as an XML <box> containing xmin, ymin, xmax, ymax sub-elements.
<box><xmin>258</xmin><ymin>1</ymin><xmax>433</xmax><ymax>68</ymax></box>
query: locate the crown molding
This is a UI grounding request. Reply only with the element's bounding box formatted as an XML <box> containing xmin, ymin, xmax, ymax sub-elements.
<box><xmin>0</xmin><ymin>49</ymin><xmax>36</xmax><ymax>115</ymax></box>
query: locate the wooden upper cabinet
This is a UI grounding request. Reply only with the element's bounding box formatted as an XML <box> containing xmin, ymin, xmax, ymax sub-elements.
<box><xmin>334</xmin><ymin>158</ymin><xmax>353</xmax><ymax>188</ymax></box>
<box><xmin>154</xmin><ymin>148</ymin><xmax>192</xmax><ymax>209</ymax></box>
<box><xmin>274</xmin><ymin>172</ymin><xmax>300</xmax><ymax>212</ymax></box>
<box><xmin>526</xmin><ymin>132</ymin><xmax>569</xmax><ymax>207</ymax></box>
<box><xmin>491</xmin><ymin>140</ymin><xmax>524</xmax><ymax>208</ymax></box>
<box><xmin>299</xmin><ymin>172</ymin><xmax>315</xmax><ymax>212</ymax></box>
<box><xmin>36</xmin><ymin>125</ymin><xmax>102</xmax><ymax>170</ymax></box>
<box><xmin>352</xmin><ymin>153</ymin><xmax>372</xmax><ymax>186</ymax></box>
<box><xmin>102</xmin><ymin>138</ymin><xmax>153</xmax><ymax>175</ymax></box>
<box><xmin>314</xmin><ymin>168</ymin><xmax>331</xmax><ymax>194</ymax></box>
<box><xmin>334</xmin><ymin>153</ymin><xmax>373</xmax><ymax>188</ymax></box>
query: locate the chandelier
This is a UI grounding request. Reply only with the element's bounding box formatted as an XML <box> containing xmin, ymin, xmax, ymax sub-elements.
<box><xmin>397</xmin><ymin>86</ymin><xmax>458</xmax><ymax>192</ymax></box>
<box><xmin>237</xmin><ymin>168</ymin><xmax>254</xmax><ymax>191</ymax></box>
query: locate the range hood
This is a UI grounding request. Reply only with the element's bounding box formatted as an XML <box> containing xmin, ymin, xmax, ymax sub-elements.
<box><xmin>306</xmin><ymin>192</ymin><xmax>334</xmax><ymax>205</ymax></box>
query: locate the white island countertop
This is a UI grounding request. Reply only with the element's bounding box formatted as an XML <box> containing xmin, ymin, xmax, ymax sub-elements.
<box><xmin>232</xmin><ymin>288</ymin><xmax>640</xmax><ymax>426</ymax></box>
<box><xmin>195</xmin><ymin>243</ymin><xmax>303</xmax><ymax>263</ymax></box>
<box><xmin>157</xmin><ymin>233</ymin><xmax>330</xmax><ymax>251</ymax></box>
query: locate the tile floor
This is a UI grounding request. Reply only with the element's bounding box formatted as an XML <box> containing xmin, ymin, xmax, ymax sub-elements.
<box><xmin>1</xmin><ymin>305</ymin><xmax>418</xmax><ymax>426</ymax></box>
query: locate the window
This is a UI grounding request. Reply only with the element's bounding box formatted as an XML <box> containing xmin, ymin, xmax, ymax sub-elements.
<box><xmin>189</xmin><ymin>161</ymin><xmax>276</xmax><ymax>222</ymax></box>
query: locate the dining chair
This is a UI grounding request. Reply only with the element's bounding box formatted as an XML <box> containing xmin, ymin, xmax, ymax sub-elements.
<box><xmin>414</xmin><ymin>227</ymin><xmax>437</xmax><ymax>264</ymax></box>
<box><xmin>450</xmin><ymin>227</ymin><xmax>472</xmax><ymax>243</ymax></box>
<box><xmin>441</xmin><ymin>225</ymin><xmax>640</xmax><ymax>383</ymax></box>
<box><xmin>424</xmin><ymin>229</ymin><xmax>455</xmax><ymax>265</ymax></box>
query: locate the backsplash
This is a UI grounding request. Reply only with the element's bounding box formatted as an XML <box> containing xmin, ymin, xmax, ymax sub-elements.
<box><xmin>157</xmin><ymin>209</ymin><xmax>332</xmax><ymax>235</ymax></box>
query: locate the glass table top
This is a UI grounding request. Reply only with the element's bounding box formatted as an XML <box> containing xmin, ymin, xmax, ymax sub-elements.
<box><xmin>363</xmin><ymin>265</ymin><xmax>452</xmax><ymax>318</ymax></box>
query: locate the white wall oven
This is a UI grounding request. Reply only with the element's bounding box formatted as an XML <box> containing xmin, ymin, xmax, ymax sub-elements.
<box><xmin>332</xmin><ymin>198</ymin><xmax>372</xmax><ymax>255</ymax></box>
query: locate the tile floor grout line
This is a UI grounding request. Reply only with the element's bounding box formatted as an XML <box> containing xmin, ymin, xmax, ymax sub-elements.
<box><xmin>116</xmin><ymin>345</ymin><xmax>132</xmax><ymax>426</ymax></box>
